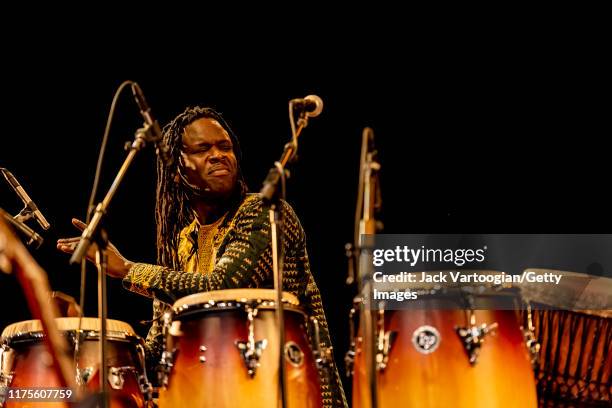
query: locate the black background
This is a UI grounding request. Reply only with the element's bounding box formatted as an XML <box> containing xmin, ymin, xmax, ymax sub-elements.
<box><xmin>0</xmin><ymin>33</ymin><xmax>608</xmax><ymax>396</ymax></box>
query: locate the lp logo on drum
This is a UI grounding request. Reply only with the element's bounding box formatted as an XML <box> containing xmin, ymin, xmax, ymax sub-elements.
<box><xmin>412</xmin><ymin>326</ymin><xmax>441</xmax><ymax>354</ymax></box>
<box><xmin>284</xmin><ymin>341</ymin><xmax>304</xmax><ymax>367</ymax></box>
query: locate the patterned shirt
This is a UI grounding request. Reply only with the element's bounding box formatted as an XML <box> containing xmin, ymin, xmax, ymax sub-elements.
<box><xmin>122</xmin><ymin>193</ymin><xmax>348</xmax><ymax>408</ymax></box>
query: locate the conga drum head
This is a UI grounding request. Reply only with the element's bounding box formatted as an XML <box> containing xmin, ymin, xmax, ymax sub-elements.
<box><xmin>1</xmin><ymin>317</ymin><xmax>137</xmax><ymax>343</ymax></box>
<box><xmin>172</xmin><ymin>288</ymin><xmax>300</xmax><ymax>313</ymax></box>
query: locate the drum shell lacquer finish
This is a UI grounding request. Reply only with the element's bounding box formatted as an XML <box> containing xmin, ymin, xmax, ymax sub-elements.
<box><xmin>352</xmin><ymin>308</ymin><xmax>538</xmax><ymax>408</ymax></box>
<box><xmin>158</xmin><ymin>302</ymin><xmax>322</xmax><ymax>408</ymax></box>
<box><xmin>0</xmin><ymin>318</ymin><xmax>147</xmax><ymax>408</ymax></box>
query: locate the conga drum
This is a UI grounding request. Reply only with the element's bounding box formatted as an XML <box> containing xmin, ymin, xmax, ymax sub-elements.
<box><xmin>157</xmin><ymin>289</ymin><xmax>322</xmax><ymax>408</ymax></box>
<box><xmin>349</xmin><ymin>271</ymin><xmax>538</xmax><ymax>408</ymax></box>
<box><xmin>0</xmin><ymin>318</ymin><xmax>151</xmax><ymax>408</ymax></box>
<box><xmin>520</xmin><ymin>269</ymin><xmax>612</xmax><ymax>407</ymax></box>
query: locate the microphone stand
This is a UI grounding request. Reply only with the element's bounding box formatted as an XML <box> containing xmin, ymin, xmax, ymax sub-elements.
<box><xmin>354</xmin><ymin>128</ymin><xmax>382</xmax><ymax>408</ymax></box>
<box><xmin>259</xmin><ymin>102</ymin><xmax>311</xmax><ymax>408</ymax></box>
<box><xmin>69</xmin><ymin>123</ymin><xmax>161</xmax><ymax>408</ymax></box>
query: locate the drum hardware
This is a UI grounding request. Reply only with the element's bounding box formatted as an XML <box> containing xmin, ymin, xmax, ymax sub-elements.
<box><xmin>159</xmin><ymin>311</ymin><xmax>176</xmax><ymax>387</ymax></box>
<box><xmin>235</xmin><ymin>305</ymin><xmax>268</xmax><ymax>378</ymax></box>
<box><xmin>522</xmin><ymin>331</ymin><xmax>540</xmax><ymax>367</ymax></box>
<box><xmin>109</xmin><ymin>366</ymin><xmax>137</xmax><ymax>390</ymax></box>
<box><xmin>455</xmin><ymin>310</ymin><xmax>498</xmax><ymax>365</ymax></box>
<box><xmin>174</xmin><ymin>298</ymin><xmax>292</xmax><ymax>315</ymax></box>
<box><xmin>284</xmin><ymin>341</ymin><xmax>304</xmax><ymax>367</ymax></box>
<box><xmin>0</xmin><ymin>344</ymin><xmax>14</xmax><ymax>388</ymax></box>
<box><xmin>158</xmin><ymin>349</ymin><xmax>176</xmax><ymax>387</ymax></box>
<box><xmin>0</xmin><ymin>372</ymin><xmax>12</xmax><ymax>389</ymax></box>
<box><xmin>70</xmin><ymin>326</ymin><xmax>89</xmax><ymax>382</ymax></box>
<box><xmin>134</xmin><ymin>343</ymin><xmax>153</xmax><ymax>401</ymax></box>
<box><xmin>344</xmin><ymin>304</ymin><xmax>359</xmax><ymax>377</ymax></box>
<box><xmin>375</xmin><ymin>308</ymin><xmax>396</xmax><ymax>371</ymax></box>
<box><xmin>310</xmin><ymin>317</ymin><xmax>332</xmax><ymax>372</ymax></box>
<box><xmin>138</xmin><ymin>375</ymin><xmax>153</xmax><ymax>403</ymax></box>
<box><xmin>520</xmin><ymin>303</ymin><xmax>540</xmax><ymax>366</ymax></box>
<box><xmin>68</xmin><ymin>329</ymin><xmax>132</xmax><ymax>343</ymax></box>
<box><xmin>76</xmin><ymin>366</ymin><xmax>95</xmax><ymax>385</ymax></box>
<box><xmin>198</xmin><ymin>345</ymin><xmax>208</xmax><ymax>363</ymax></box>
<box><xmin>105</xmin><ymin>365</ymin><xmax>151</xmax><ymax>397</ymax></box>
<box><xmin>0</xmin><ymin>386</ymin><xmax>7</xmax><ymax>408</ymax></box>
<box><xmin>7</xmin><ymin>329</ymin><xmax>134</xmax><ymax>345</ymax></box>
<box><xmin>345</xmin><ymin>243</ymin><xmax>356</xmax><ymax>285</ymax></box>
<box><xmin>3</xmin><ymin>332</ymin><xmax>44</xmax><ymax>343</ymax></box>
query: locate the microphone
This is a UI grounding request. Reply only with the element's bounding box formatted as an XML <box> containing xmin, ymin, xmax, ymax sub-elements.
<box><xmin>1</xmin><ymin>168</ymin><xmax>50</xmax><ymax>230</ymax></box>
<box><xmin>291</xmin><ymin>94</ymin><xmax>324</xmax><ymax>118</ymax></box>
<box><xmin>131</xmin><ymin>82</ymin><xmax>173</xmax><ymax>166</ymax></box>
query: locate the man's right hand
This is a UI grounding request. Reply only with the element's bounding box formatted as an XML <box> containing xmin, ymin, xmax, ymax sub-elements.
<box><xmin>56</xmin><ymin>218</ymin><xmax>134</xmax><ymax>279</ymax></box>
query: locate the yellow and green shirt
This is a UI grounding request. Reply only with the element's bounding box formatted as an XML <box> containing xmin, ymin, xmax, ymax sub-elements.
<box><xmin>122</xmin><ymin>193</ymin><xmax>347</xmax><ymax>408</ymax></box>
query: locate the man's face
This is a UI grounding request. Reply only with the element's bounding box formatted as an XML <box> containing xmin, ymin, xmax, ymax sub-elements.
<box><xmin>181</xmin><ymin>117</ymin><xmax>238</xmax><ymax>198</ymax></box>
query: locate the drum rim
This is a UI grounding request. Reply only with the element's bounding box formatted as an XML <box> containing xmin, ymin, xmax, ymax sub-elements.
<box><xmin>1</xmin><ymin>317</ymin><xmax>137</xmax><ymax>341</ymax></box>
<box><xmin>172</xmin><ymin>288</ymin><xmax>300</xmax><ymax>310</ymax></box>
<box><xmin>172</xmin><ymin>299</ymin><xmax>306</xmax><ymax>320</ymax></box>
<box><xmin>1</xmin><ymin>329</ymin><xmax>142</xmax><ymax>346</ymax></box>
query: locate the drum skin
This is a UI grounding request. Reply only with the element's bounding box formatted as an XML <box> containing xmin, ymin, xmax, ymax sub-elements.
<box><xmin>352</xmin><ymin>309</ymin><xmax>538</xmax><ymax>408</ymax></box>
<box><xmin>158</xmin><ymin>307</ymin><xmax>322</xmax><ymax>408</ymax></box>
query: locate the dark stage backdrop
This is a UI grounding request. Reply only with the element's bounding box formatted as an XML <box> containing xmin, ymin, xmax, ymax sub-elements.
<box><xmin>0</xmin><ymin>70</ymin><xmax>608</xmax><ymax>392</ymax></box>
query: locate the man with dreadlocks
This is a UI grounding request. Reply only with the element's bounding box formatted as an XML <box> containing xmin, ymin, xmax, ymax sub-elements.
<box><xmin>58</xmin><ymin>106</ymin><xmax>347</xmax><ymax>408</ymax></box>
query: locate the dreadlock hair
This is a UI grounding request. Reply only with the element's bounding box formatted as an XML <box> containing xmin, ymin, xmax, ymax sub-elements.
<box><xmin>155</xmin><ymin>106</ymin><xmax>248</xmax><ymax>269</ymax></box>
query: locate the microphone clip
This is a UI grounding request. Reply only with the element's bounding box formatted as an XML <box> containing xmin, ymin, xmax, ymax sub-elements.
<box><xmin>129</xmin><ymin>120</ymin><xmax>159</xmax><ymax>146</ymax></box>
<box><xmin>0</xmin><ymin>208</ymin><xmax>44</xmax><ymax>249</ymax></box>
<box><xmin>129</xmin><ymin>124</ymin><xmax>172</xmax><ymax>167</ymax></box>
<box><xmin>14</xmin><ymin>202</ymin><xmax>39</xmax><ymax>225</ymax></box>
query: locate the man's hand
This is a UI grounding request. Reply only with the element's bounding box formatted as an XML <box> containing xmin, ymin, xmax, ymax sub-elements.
<box><xmin>57</xmin><ymin>218</ymin><xmax>134</xmax><ymax>279</ymax></box>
